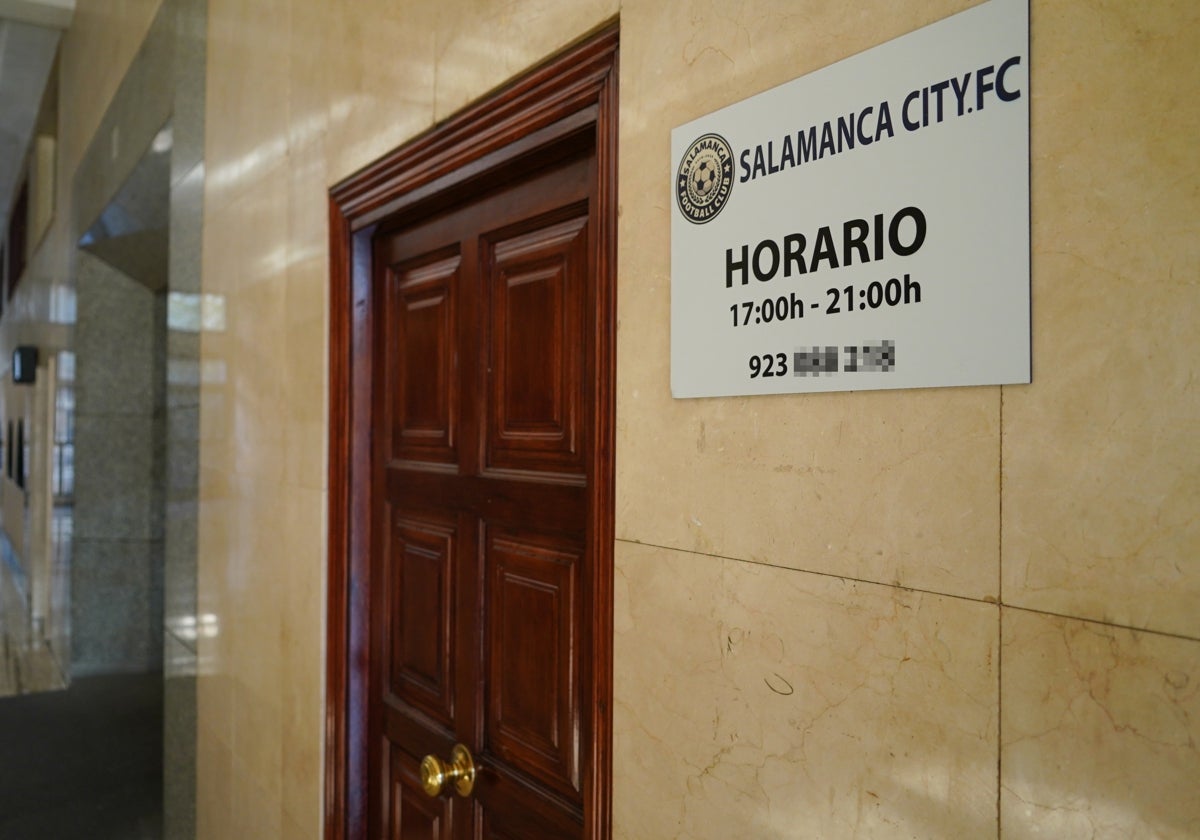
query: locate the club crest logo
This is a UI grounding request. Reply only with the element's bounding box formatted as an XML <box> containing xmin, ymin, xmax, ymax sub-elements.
<box><xmin>676</xmin><ymin>133</ymin><xmax>735</xmax><ymax>224</ymax></box>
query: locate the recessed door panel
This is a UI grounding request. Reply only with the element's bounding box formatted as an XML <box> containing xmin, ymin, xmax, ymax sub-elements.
<box><xmin>485</xmin><ymin>214</ymin><xmax>588</xmax><ymax>477</ymax></box>
<box><xmin>388</xmin><ymin>250</ymin><xmax>460</xmax><ymax>467</ymax></box>
<box><xmin>476</xmin><ymin>775</ymin><xmax>583</xmax><ymax>840</ymax></box>
<box><xmin>485</xmin><ymin>529</ymin><xmax>581</xmax><ymax>799</ymax></box>
<box><xmin>388</xmin><ymin>515</ymin><xmax>456</xmax><ymax>727</ymax></box>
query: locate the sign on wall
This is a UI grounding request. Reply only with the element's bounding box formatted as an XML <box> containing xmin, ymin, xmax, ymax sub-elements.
<box><xmin>671</xmin><ymin>0</ymin><xmax>1029</xmax><ymax>397</ymax></box>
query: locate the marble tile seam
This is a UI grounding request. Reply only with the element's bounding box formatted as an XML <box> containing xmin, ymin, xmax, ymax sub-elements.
<box><xmin>616</xmin><ymin>537</ymin><xmax>1200</xmax><ymax>644</ymax></box>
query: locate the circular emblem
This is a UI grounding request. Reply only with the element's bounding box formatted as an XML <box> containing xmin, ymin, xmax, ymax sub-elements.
<box><xmin>676</xmin><ymin>133</ymin><xmax>735</xmax><ymax>224</ymax></box>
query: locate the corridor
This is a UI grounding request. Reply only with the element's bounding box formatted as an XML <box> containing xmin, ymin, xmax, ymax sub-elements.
<box><xmin>0</xmin><ymin>531</ymin><xmax>64</xmax><ymax>697</ymax></box>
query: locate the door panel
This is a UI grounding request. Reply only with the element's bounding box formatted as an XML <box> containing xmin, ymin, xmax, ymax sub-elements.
<box><xmin>485</xmin><ymin>529</ymin><xmax>581</xmax><ymax>798</ymax></box>
<box><xmin>485</xmin><ymin>213</ymin><xmax>588</xmax><ymax>477</ymax></box>
<box><xmin>388</xmin><ymin>515</ymin><xmax>457</xmax><ymax>727</ymax></box>
<box><xmin>387</xmin><ymin>249</ymin><xmax>461</xmax><ymax>467</ymax></box>
<box><xmin>371</xmin><ymin>152</ymin><xmax>594</xmax><ymax>839</ymax></box>
<box><xmin>475</xmin><ymin>773</ymin><xmax>584</xmax><ymax>840</ymax></box>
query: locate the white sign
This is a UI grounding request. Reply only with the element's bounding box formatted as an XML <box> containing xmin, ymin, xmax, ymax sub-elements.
<box><xmin>671</xmin><ymin>0</ymin><xmax>1029</xmax><ymax>397</ymax></box>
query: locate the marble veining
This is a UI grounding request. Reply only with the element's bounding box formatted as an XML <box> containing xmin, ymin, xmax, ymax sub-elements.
<box><xmin>1002</xmin><ymin>609</ymin><xmax>1200</xmax><ymax>838</ymax></box>
<box><xmin>615</xmin><ymin>541</ymin><xmax>998</xmax><ymax>839</ymax></box>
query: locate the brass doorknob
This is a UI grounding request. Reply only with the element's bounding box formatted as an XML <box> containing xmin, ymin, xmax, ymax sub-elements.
<box><xmin>419</xmin><ymin>743</ymin><xmax>476</xmax><ymax>797</ymax></box>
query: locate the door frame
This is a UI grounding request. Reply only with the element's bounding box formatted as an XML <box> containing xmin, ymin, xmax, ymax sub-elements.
<box><xmin>326</xmin><ymin>25</ymin><xmax>618</xmax><ymax>839</ymax></box>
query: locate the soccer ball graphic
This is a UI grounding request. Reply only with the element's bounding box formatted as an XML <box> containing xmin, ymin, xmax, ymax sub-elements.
<box><xmin>693</xmin><ymin>158</ymin><xmax>720</xmax><ymax>198</ymax></box>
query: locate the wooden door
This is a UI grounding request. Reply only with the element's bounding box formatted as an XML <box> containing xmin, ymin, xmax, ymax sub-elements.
<box><xmin>372</xmin><ymin>151</ymin><xmax>596</xmax><ymax>839</ymax></box>
<box><xmin>327</xmin><ymin>29</ymin><xmax>617</xmax><ymax>840</ymax></box>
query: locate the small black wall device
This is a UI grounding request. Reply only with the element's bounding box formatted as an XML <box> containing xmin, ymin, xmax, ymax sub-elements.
<box><xmin>12</xmin><ymin>346</ymin><xmax>37</xmax><ymax>384</ymax></box>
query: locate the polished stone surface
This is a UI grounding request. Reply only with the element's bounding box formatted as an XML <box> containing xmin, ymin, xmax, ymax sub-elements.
<box><xmin>1002</xmin><ymin>609</ymin><xmax>1200</xmax><ymax>838</ymax></box>
<box><xmin>164</xmin><ymin>630</ymin><xmax>197</xmax><ymax>840</ymax></box>
<box><xmin>70</xmin><ymin>538</ymin><xmax>162</xmax><ymax>673</ymax></box>
<box><xmin>614</xmin><ymin>541</ymin><xmax>998</xmax><ymax>839</ymax></box>
<box><xmin>1001</xmin><ymin>0</ymin><xmax>1200</xmax><ymax>639</ymax></box>
<box><xmin>73</xmin><ymin>253</ymin><xmax>160</xmax><ymax>421</ymax></box>
<box><xmin>72</xmin><ymin>252</ymin><xmax>165</xmax><ymax>675</ymax></box>
<box><xmin>71</xmin><ymin>0</ymin><xmax>176</xmax><ymax>240</ymax></box>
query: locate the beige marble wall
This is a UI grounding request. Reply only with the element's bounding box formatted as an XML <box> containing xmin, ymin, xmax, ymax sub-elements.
<box><xmin>44</xmin><ymin>0</ymin><xmax>1189</xmax><ymax>837</ymax></box>
<box><xmin>1001</xmin><ymin>610</ymin><xmax>1200</xmax><ymax>838</ymax></box>
<box><xmin>58</xmin><ymin>0</ymin><xmax>164</xmax><ymax>176</ymax></box>
<box><xmin>614</xmin><ymin>541</ymin><xmax>1000</xmax><ymax>838</ymax></box>
<box><xmin>1001</xmin><ymin>0</ymin><xmax>1200</xmax><ymax>639</ymax></box>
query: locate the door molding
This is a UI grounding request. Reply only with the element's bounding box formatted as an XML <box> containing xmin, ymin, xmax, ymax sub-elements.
<box><xmin>326</xmin><ymin>25</ymin><xmax>618</xmax><ymax>839</ymax></box>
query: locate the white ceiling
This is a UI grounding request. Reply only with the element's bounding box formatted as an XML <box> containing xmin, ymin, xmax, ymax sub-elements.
<box><xmin>0</xmin><ymin>0</ymin><xmax>72</xmax><ymax>234</ymax></box>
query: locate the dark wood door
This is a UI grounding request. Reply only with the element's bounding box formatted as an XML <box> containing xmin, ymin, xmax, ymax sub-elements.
<box><xmin>369</xmin><ymin>145</ymin><xmax>600</xmax><ymax>839</ymax></box>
